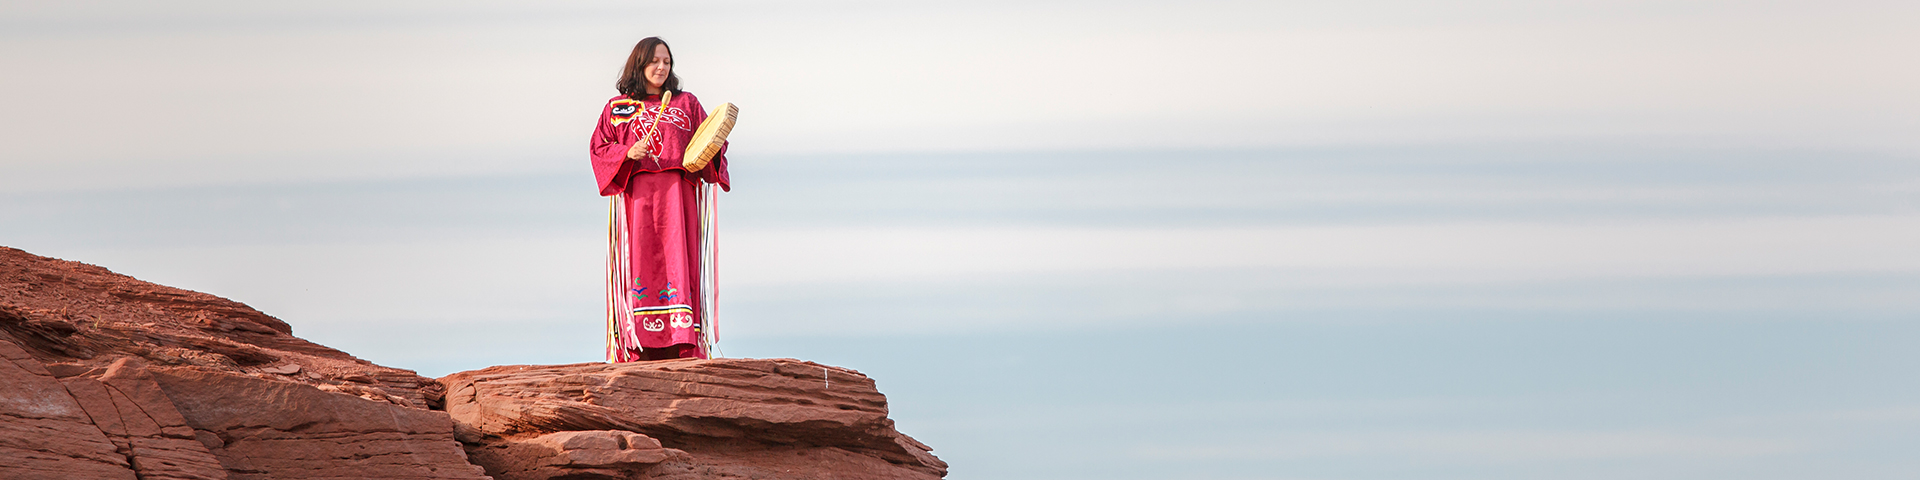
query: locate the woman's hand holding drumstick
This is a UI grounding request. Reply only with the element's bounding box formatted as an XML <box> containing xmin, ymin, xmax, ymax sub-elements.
<box><xmin>625</xmin><ymin>137</ymin><xmax>655</xmax><ymax>161</ymax></box>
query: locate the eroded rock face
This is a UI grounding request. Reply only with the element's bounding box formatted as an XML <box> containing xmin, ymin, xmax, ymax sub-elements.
<box><xmin>440</xmin><ymin>359</ymin><xmax>947</xmax><ymax>480</ymax></box>
<box><xmin>2</xmin><ymin>246</ymin><xmax>947</xmax><ymax>479</ymax></box>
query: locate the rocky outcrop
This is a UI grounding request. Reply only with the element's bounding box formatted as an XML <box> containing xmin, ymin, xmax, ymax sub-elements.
<box><xmin>0</xmin><ymin>245</ymin><xmax>943</xmax><ymax>479</ymax></box>
<box><xmin>442</xmin><ymin>359</ymin><xmax>947</xmax><ymax>480</ymax></box>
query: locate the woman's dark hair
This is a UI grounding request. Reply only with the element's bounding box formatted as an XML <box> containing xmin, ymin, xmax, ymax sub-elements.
<box><xmin>616</xmin><ymin>37</ymin><xmax>680</xmax><ymax>98</ymax></box>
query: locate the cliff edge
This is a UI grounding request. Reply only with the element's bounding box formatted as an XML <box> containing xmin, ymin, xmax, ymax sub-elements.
<box><xmin>0</xmin><ymin>246</ymin><xmax>945</xmax><ymax>480</ymax></box>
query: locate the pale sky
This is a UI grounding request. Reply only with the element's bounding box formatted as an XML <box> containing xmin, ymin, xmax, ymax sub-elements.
<box><xmin>3</xmin><ymin>0</ymin><xmax>1915</xmax><ymax>191</ymax></box>
<box><xmin>4</xmin><ymin>2</ymin><xmax>1919</xmax><ymax>479</ymax></box>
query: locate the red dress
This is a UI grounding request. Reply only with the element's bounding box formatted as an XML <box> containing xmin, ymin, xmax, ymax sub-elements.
<box><xmin>589</xmin><ymin>91</ymin><xmax>730</xmax><ymax>361</ymax></box>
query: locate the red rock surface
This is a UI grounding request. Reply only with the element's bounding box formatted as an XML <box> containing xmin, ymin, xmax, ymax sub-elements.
<box><xmin>1</xmin><ymin>245</ymin><xmax>945</xmax><ymax>479</ymax></box>
<box><xmin>60</xmin><ymin>357</ymin><xmax>227</xmax><ymax>480</ymax></box>
<box><xmin>148</xmin><ymin>366</ymin><xmax>486</xmax><ymax>479</ymax></box>
<box><xmin>0</xmin><ymin>336</ymin><xmax>134</xmax><ymax>480</ymax></box>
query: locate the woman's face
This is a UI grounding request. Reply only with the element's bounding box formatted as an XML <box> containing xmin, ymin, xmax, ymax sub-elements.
<box><xmin>644</xmin><ymin>44</ymin><xmax>672</xmax><ymax>92</ymax></box>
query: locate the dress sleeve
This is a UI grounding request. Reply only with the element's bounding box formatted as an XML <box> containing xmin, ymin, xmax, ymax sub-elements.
<box><xmin>685</xmin><ymin>95</ymin><xmax>732</xmax><ymax>192</ymax></box>
<box><xmin>589</xmin><ymin>100</ymin><xmax>631</xmax><ymax>196</ymax></box>
<box><xmin>703</xmin><ymin>143</ymin><xmax>731</xmax><ymax>192</ymax></box>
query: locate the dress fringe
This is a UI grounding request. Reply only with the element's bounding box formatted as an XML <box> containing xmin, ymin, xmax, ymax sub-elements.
<box><xmin>605</xmin><ymin>192</ymin><xmax>634</xmax><ymax>362</ymax></box>
<box><xmin>698</xmin><ymin>182</ymin><xmax>721</xmax><ymax>358</ymax></box>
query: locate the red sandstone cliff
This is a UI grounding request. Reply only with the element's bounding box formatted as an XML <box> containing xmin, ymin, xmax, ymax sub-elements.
<box><xmin>0</xmin><ymin>246</ymin><xmax>945</xmax><ymax>480</ymax></box>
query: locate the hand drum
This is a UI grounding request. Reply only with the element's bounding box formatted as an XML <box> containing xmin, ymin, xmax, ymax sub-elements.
<box><xmin>682</xmin><ymin>103</ymin><xmax>737</xmax><ymax>172</ymax></box>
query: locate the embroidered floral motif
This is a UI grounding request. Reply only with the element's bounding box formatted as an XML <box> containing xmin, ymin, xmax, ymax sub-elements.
<box><xmin>642</xmin><ymin>318</ymin><xmax>666</xmax><ymax>332</ymax></box>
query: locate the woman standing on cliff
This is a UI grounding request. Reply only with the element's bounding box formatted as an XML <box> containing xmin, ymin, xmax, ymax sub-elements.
<box><xmin>590</xmin><ymin>37</ymin><xmax>730</xmax><ymax>362</ymax></box>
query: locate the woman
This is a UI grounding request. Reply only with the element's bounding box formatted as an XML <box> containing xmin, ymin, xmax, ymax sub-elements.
<box><xmin>589</xmin><ymin>37</ymin><xmax>730</xmax><ymax>362</ymax></box>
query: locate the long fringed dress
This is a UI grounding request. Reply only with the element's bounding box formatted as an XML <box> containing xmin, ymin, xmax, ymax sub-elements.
<box><xmin>589</xmin><ymin>91</ymin><xmax>730</xmax><ymax>362</ymax></box>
